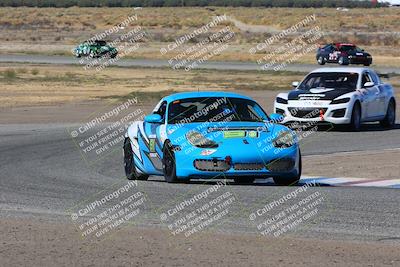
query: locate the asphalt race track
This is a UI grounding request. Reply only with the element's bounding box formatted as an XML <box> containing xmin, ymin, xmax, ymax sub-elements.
<box><xmin>2</xmin><ymin>54</ymin><xmax>400</xmax><ymax>74</ymax></box>
<box><xmin>1</xmin><ymin>123</ymin><xmax>400</xmax><ymax>243</ymax></box>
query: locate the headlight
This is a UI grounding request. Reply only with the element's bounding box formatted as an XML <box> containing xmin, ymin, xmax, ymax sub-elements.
<box><xmin>331</xmin><ymin>98</ymin><xmax>350</xmax><ymax>105</ymax></box>
<box><xmin>276</xmin><ymin>97</ymin><xmax>288</xmax><ymax>104</ymax></box>
<box><xmin>186</xmin><ymin>131</ymin><xmax>218</xmax><ymax>148</ymax></box>
<box><xmin>272</xmin><ymin>130</ymin><xmax>295</xmax><ymax>148</ymax></box>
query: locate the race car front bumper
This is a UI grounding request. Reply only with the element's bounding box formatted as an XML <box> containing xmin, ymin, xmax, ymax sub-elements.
<box><xmin>173</xmin><ymin>142</ymin><xmax>300</xmax><ymax>180</ymax></box>
<box><xmin>275</xmin><ymin>100</ymin><xmax>352</xmax><ymax>125</ymax></box>
<box><xmin>349</xmin><ymin>56</ymin><xmax>372</xmax><ymax>65</ymax></box>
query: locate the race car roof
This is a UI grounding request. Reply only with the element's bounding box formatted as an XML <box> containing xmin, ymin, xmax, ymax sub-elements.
<box><xmin>336</xmin><ymin>43</ymin><xmax>356</xmax><ymax>47</ymax></box>
<box><xmin>310</xmin><ymin>67</ymin><xmax>372</xmax><ymax>75</ymax></box>
<box><xmin>163</xmin><ymin>91</ymin><xmax>252</xmax><ymax>102</ymax></box>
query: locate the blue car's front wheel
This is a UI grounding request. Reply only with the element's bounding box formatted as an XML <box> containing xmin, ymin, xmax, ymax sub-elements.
<box><xmin>273</xmin><ymin>151</ymin><xmax>302</xmax><ymax>186</ymax></box>
<box><xmin>163</xmin><ymin>141</ymin><xmax>189</xmax><ymax>183</ymax></box>
<box><xmin>163</xmin><ymin>141</ymin><xmax>179</xmax><ymax>183</ymax></box>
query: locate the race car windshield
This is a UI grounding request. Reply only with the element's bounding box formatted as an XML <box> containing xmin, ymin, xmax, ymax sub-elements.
<box><xmin>95</xmin><ymin>40</ymin><xmax>107</xmax><ymax>46</ymax></box>
<box><xmin>167</xmin><ymin>97</ymin><xmax>268</xmax><ymax>124</ymax></box>
<box><xmin>298</xmin><ymin>72</ymin><xmax>359</xmax><ymax>91</ymax></box>
<box><xmin>340</xmin><ymin>45</ymin><xmax>356</xmax><ymax>52</ymax></box>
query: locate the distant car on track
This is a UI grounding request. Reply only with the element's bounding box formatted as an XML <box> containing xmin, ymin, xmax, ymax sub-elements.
<box><xmin>316</xmin><ymin>43</ymin><xmax>372</xmax><ymax>66</ymax></box>
<box><xmin>124</xmin><ymin>92</ymin><xmax>302</xmax><ymax>185</ymax></box>
<box><xmin>274</xmin><ymin>67</ymin><xmax>396</xmax><ymax>131</ymax></box>
<box><xmin>74</xmin><ymin>40</ymin><xmax>117</xmax><ymax>58</ymax></box>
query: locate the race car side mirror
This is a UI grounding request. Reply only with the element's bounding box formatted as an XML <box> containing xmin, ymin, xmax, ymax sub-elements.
<box><xmin>292</xmin><ymin>81</ymin><xmax>299</xmax><ymax>88</ymax></box>
<box><xmin>144</xmin><ymin>114</ymin><xmax>162</xmax><ymax>123</ymax></box>
<box><xmin>363</xmin><ymin>82</ymin><xmax>374</xmax><ymax>88</ymax></box>
<box><xmin>269</xmin><ymin>113</ymin><xmax>284</xmax><ymax>123</ymax></box>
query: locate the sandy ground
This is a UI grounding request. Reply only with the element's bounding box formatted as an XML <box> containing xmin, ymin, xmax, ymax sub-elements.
<box><xmin>303</xmin><ymin>149</ymin><xmax>400</xmax><ymax>179</ymax></box>
<box><xmin>0</xmin><ymin>63</ymin><xmax>305</xmax><ymax>108</ymax></box>
<box><xmin>1</xmin><ymin>217</ymin><xmax>399</xmax><ymax>267</ymax></box>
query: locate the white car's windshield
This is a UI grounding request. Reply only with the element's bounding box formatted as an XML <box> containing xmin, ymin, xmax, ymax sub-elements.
<box><xmin>167</xmin><ymin>97</ymin><xmax>268</xmax><ymax>124</ymax></box>
<box><xmin>298</xmin><ymin>72</ymin><xmax>359</xmax><ymax>91</ymax></box>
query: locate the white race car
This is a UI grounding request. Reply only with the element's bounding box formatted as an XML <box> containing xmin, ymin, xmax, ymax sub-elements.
<box><xmin>274</xmin><ymin>67</ymin><xmax>396</xmax><ymax>131</ymax></box>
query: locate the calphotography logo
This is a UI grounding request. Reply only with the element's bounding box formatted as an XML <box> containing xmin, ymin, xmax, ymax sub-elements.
<box><xmin>67</xmin><ymin>97</ymin><xmax>144</xmax><ymax>164</ymax></box>
<box><xmin>249</xmin><ymin>182</ymin><xmax>326</xmax><ymax>237</ymax></box>
<box><xmin>159</xmin><ymin>181</ymin><xmax>236</xmax><ymax>237</ymax></box>
<box><xmin>161</xmin><ymin>15</ymin><xmax>236</xmax><ymax>71</ymax></box>
<box><xmin>68</xmin><ymin>181</ymin><xmax>147</xmax><ymax>240</ymax></box>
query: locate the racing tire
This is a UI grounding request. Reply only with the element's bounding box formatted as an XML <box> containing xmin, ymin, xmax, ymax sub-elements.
<box><xmin>380</xmin><ymin>100</ymin><xmax>396</xmax><ymax>129</ymax></box>
<box><xmin>350</xmin><ymin>102</ymin><xmax>362</xmax><ymax>131</ymax></box>
<box><xmin>123</xmin><ymin>138</ymin><xmax>149</xmax><ymax>181</ymax></box>
<box><xmin>233</xmin><ymin>177</ymin><xmax>255</xmax><ymax>184</ymax></box>
<box><xmin>317</xmin><ymin>56</ymin><xmax>326</xmax><ymax>65</ymax></box>
<box><xmin>89</xmin><ymin>50</ymin><xmax>96</xmax><ymax>58</ymax></box>
<box><xmin>363</xmin><ymin>63</ymin><xmax>370</xmax><ymax>66</ymax></box>
<box><xmin>338</xmin><ymin>56</ymin><xmax>349</xmax><ymax>66</ymax></box>
<box><xmin>273</xmin><ymin>151</ymin><xmax>302</xmax><ymax>186</ymax></box>
<box><xmin>163</xmin><ymin>141</ymin><xmax>180</xmax><ymax>183</ymax></box>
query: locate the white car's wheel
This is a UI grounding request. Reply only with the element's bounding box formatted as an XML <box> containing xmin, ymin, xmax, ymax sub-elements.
<box><xmin>380</xmin><ymin>100</ymin><xmax>396</xmax><ymax>128</ymax></box>
<box><xmin>350</xmin><ymin>102</ymin><xmax>361</xmax><ymax>131</ymax></box>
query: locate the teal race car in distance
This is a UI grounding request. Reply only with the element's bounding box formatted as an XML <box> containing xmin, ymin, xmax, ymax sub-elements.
<box><xmin>74</xmin><ymin>40</ymin><xmax>118</xmax><ymax>58</ymax></box>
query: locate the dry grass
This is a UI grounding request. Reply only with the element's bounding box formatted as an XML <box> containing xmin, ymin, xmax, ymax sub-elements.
<box><xmin>0</xmin><ymin>63</ymin><xmax>304</xmax><ymax>108</ymax></box>
<box><xmin>2</xmin><ymin>63</ymin><xmax>398</xmax><ymax>109</ymax></box>
<box><xmin>0</xmin><ymin>7</ymin><xmax>399</xmax><ymax>46</ymax></box>
<box><xmin>0</xmin><ymin>7</ymin><xmax>399</xmax><ymax>67</ymax></box>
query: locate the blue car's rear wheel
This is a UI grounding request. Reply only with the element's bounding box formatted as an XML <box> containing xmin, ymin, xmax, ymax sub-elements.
<box><xmin>124</xmin><ymin>138</ymin><xmax>148</xmax><ymax>181</ymax></box>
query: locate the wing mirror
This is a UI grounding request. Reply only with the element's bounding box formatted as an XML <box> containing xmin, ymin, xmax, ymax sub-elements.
<box><xmin>363</xmin><ymin>81</ymin><xmax>374</xmax><ymax>88</ymax></box>
<box><xmin>144</xmin><ymin>114</ymin><xmax>162</xmax><ymax>123</ymax></box>
<box><xmin>269</xmin><ymin>113</ymin><xmax>284</xmax><ymax>123</ymax></box>
<box><xmin>292</xmin><ymin>81</ymin><xmax>299</xmax><ymax>88</ymax></box>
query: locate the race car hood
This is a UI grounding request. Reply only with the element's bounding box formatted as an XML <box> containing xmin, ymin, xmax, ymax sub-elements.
<box><xmin>166</xmin><ymin>121</ymin><xmax>292</xmax><ymax>150</ymax></box>
<box><xmin>288</xmin><ymin>88</ymin><xmax>355</xmax><ymax>101</ymax></box>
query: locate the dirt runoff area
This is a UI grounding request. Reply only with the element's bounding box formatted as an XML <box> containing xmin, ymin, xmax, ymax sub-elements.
<box><xmin>0</xmin><ymin>217</ymin><xmax>398</xmax><ymax>267</ymax></box>
<box><xmin>303</xmin><ymin>149</ymin><xmax>400</xmax><ymax>180</ymax></box>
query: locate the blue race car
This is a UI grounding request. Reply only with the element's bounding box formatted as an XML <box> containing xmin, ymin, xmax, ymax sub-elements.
<box><xmin>124</xmin><ymin>92</ymin><xmax>301</xmax><ymax>185</ymax></box>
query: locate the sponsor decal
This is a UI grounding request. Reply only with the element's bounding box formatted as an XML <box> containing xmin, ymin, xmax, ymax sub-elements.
<box><xmin>248</xmin><ymin>131</ymin><xmax>258</xmax><ymax>138</ymax></box>
<box><xmin>223</xmin><ymin>130</ymin><xmax>246</xmax><ymax>138</ymax></box>
<box><xmin>149</xmin><ymin>138</ymin><xmax>156</xmax><ymax>153</ymax></box>
<box><xmin>200</xmin><ymin>149</ymin><xmax>217</xmax><ymax>156</ymax></box>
